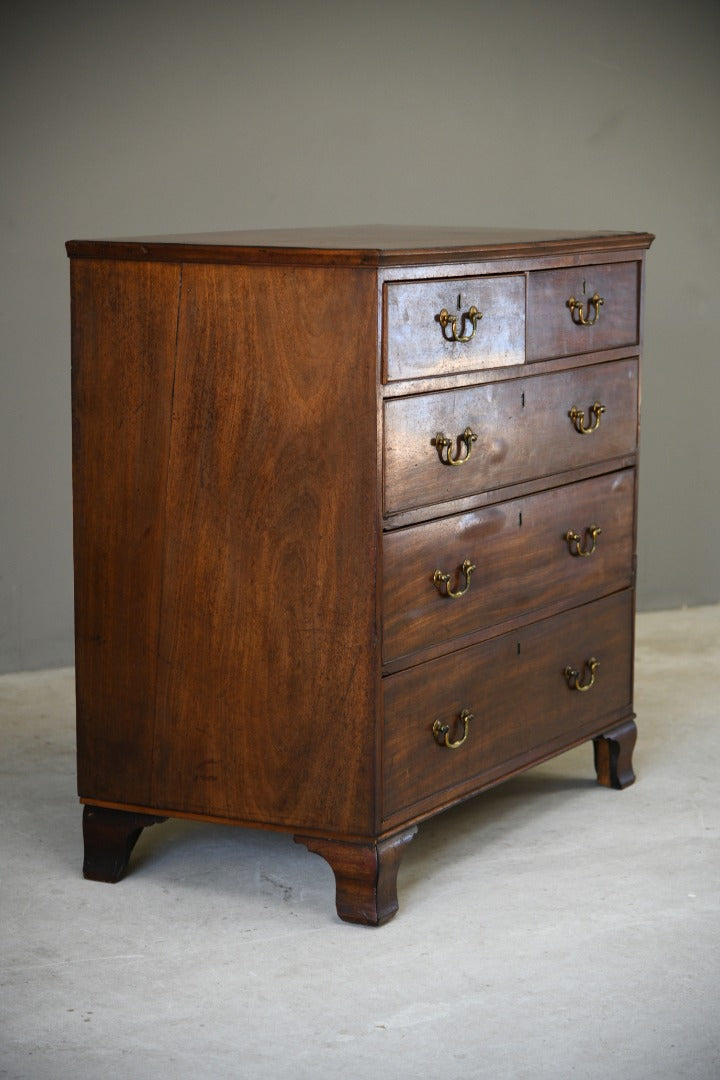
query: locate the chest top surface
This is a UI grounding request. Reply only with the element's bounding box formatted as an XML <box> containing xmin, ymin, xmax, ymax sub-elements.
<box><xmin>65</xmin><ymin>225</ymin><xmax>654</xmax><ymax>267</ymax></box>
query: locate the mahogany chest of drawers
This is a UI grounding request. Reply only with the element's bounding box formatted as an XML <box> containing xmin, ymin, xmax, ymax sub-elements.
<box><xmin>67</xmin><ymin>226</ymin><xmax>653</xmax><ymax>924</ymax></box>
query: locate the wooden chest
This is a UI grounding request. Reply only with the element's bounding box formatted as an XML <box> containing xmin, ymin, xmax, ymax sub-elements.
<box><xmin>67</xmin><ymin>226</ymin><xmax>653</xmax><ymax>923</ymax></box>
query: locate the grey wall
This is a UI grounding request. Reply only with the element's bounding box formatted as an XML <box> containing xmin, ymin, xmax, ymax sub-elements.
<box><xmin>2</xmin><ymin>0</ymin><xmax>719</xmax><ymax>673</ymax></box>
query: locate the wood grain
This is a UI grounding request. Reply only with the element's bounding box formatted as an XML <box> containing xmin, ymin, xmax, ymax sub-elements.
<box><xmin>383</xmin><ymin>358</ymin><xmax>638</xmax><ymax>516</ymax></box>
<box><xmin>149</xmin><ymin>264</ymin><xmax>379</xmax><ymax>834</ymax></box>
<box><xmin>66</xmin><ymin>227</ymin><xmax>654</xmax><ymax>268</ymax></box>
<box><xmin>527</xmin><ymin>261</ymin><xmax>640</xmax><ymax>361</ymax></box>
<box><xmin>382</xmin><ymin>469</ymin><xmax>635</xmax><ymax>664</ymax></box>
<box><xmin>69</xmin><ymin>230</ymin><xmax>650</xmax><ymax>922</ymax></box>
<box><xmin>295</xmin><ymin>828</ymin><xmax>417</xmax><ymax>925</ymax></box>
<box><xmin>384</xmin><ymin>274</ymin><xmax>525</xmax><ymax>380</ymax></box>
<box><xmin>382</xmin><ymin>590</ymin><xmax>634</xmax><ymax>822</ymax></box>
<box><xmin>71</xmin><ymin>259</ymin><xmax>181</xmax><ymax>805</ymax></box>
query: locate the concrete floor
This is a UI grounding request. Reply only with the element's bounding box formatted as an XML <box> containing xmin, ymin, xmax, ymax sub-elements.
<box><xmin>1</xmin><ymin>606</ymin><xmax>718</xmax><ymax>1080</ymax></box>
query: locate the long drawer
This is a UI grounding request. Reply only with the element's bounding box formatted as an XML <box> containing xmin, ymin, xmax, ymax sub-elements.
<box><xmin>382</xmin><ymin>589</ymin><xmax>633</xmax><ymax>823</ymax></box>
<box><xmin>383</xmin><ymin>358</ymin><xmax>638</xmax><ymax>516</ymax></box>
<box><xmin>382</xmin><ymin>470</ymin><xmax>635</xmax><ymax>664</ymax></box>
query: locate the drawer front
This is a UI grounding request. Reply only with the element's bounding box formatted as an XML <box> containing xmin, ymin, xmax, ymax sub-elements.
<box><xmin>383</xmin><ymin>358</ymin><xmax>637</xmax><ymax>516</ymax></box>
<box><xmin>383</xmin><ymin>590</ymin><xmax>633</xmax><ymax>821</ymax></box>
<box><xmin>385</xmin><ymin>275</ymin><xmax>525</xmax><ymax>381</ymax></box>
<box><xmin>382</xmin><ymin>470</ymin><xmax>635</xmax><ymax>664</ymax></box>
<box><xmin>527</xmin><ymin>261</ymin><xmax>639</xmax><ymax>361</ymax></box>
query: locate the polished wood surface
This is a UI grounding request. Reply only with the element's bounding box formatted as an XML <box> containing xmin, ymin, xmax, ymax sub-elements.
<box><xmin>593</xmin><ymin>718</ymin><xmax>638</xmax><ymax>789</ymax></box>
<box><xmin>71</xmin><ymin>260</ymin><xmax>180</xmax><ymax>806</ymax></box>
<box><xmin>382</xmin><ymin>470</ymin><xmax>635</xmax><ymax>664</ymax></box>
<box><xmin>150</xmin><ymin>264</ymin><xmax>379</xmax><ymax>833</ymax></box>
<box><xmin>527</xmin><ymin>261</ymin><xmax>640</xmax><ymax>361</ymax></box>
<box><xmin>384</xmin><ymin>274</ymin><xmax>525</xmax><ymax>381</ymax></box>
<box><xmin>82</xmin><ymin>806</ymin><xmax>167</xmax><ymax>883</ymax></box>
<box><xmin>383</xmin><ymin>590</ymin><xmax>634</xmax><ymax>823</ymax></box>
<box><xmin>69</xmin><ymin>227</ymin><xmax>652</xmax><ymax>923</ymax></box>
<box><xmin>383</xmin><ymin>359</ymin><xmax>638</xmax><ymax>516</ymax></box>
<box><xmin>72</xmin><ymin>259</ymin><xmax>379</xmax><ymax>835</ymax></box>
<box><xmin>66</xmin><ymin>226</ymin><xmax>655</xmax><ymax>267</ymax></box>
<box><xmin>295</xmin><ymin>828</ymin><xmax>417</xmax><ymax>926</ymax></box>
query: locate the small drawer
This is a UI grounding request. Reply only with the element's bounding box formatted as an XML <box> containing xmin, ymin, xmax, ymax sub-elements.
<box><xmin>384</xmin><ymin>274</ymin><xmax>525</xmax><ymax>381</ymax></box>
<box><xmin>382</xmin><ymin>470</ymin><xmax>635</xmax><ymax>664</ymax></box>
<box><xmin>527</xmin><ymin>261</ymin><xmax>639</xmax><ymax>361</ymax></box>
<box><xmin>382</xmin><ymin>590</ymin><xmax>633</xmax><ymax>822</ymax></box>
<box><xmin>383</xmin><ymin>358</ymin><xmax>638</xmax><ymax>516</ymax></box>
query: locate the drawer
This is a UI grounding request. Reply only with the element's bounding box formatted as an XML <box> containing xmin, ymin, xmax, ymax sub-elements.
<box><xmin>384</xmin><ymin>274</ymin><xmax>525</xmax><ymax>381</ymax></box>
<box><xmin>383</xmin><ymin>358</ymin><xmax>637</xmax><ymax>516</ymax></box>
<box><xmin>527</xmin><ymin>261</ymin><xmax>639</xmax><ymax>361</ymax></box>
<box><xmin>382</xmin><ymin>470</ymin><xmax>635</xmax><ymax>664</ymax></box>
<box><xmin>383</xmin><ymin>590</ymin><xmax>633</xmax><ymax>822</ymax></box>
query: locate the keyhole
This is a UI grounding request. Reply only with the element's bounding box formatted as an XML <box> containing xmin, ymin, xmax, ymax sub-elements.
<box><xmin>457</xmin><ymin>293</ymin><xmax>462</xmax><ymax>310</ymax></box>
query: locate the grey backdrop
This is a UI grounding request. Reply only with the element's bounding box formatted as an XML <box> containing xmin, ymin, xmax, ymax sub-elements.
<box><xmin>2</xmin><ymin>0</ymin><xmax>719</xmax><ymax>673</ymax></box>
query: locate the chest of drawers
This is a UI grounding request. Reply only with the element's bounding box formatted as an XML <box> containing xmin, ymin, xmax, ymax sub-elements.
<box><xmin>67</xmin><ymin>226</ymin><xmax>653</xmax><ymax>924</ymax></box>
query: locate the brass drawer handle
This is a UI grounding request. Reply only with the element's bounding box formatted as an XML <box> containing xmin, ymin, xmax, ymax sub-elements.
<box><xmin>569</xmin><ymin>401</ymin><xmax>605</xmax><ymax>434</ymax></box>
<box><xmin>567</xmin><ymin>292</ymin><xmax>604</xmax><ymax>326</ymax></box>
<box><xmin>565</xmin><ymin>525</ymin><xmax>601</xmax><ymax>557</ymax></box>
<box><xmin>433</xmin><ymin>708</ymin><xmax>474</xmax><ymax>749</ymax></box>
<box><xmin>433</xmin><ymin>559</ymin><xmax>476</xmax><ymax>598</ymax></box>
<box><xmin>564</xmin><ymin>657</ymin><xmax>599</xmax><ymax>692</ymax></box>
<box><xmin>435</xmin><ymin>305</ymin><xmax>483</xmax><ymax>343</ymax></box>
<box><xmin>432</xmin><ymin>426</ymin><xmax>478</xmax><ymax>465</ymax></box>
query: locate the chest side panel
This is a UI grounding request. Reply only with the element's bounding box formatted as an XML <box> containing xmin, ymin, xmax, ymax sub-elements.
<box><xmin>151</xmin><ymin>263</ymin><xmax>379</xmax><ymax>834</ymax></box>
<box><xmin>71</xmin><ymin>259</ymin><xmax>182</xmax><ymax>805</ymax></box>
